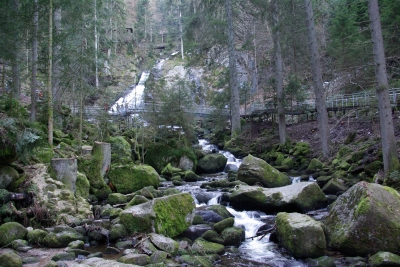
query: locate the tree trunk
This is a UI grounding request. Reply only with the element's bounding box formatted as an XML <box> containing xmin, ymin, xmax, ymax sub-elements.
<box><xmin>94</xmin><ymin>0</ymin><xmax>99</xmax><ymax>89</ymax></box>
<box><xmin>12</xmin><ymin>0</ymin><xmax>21</xmax><ymax>100</ymax></box>
<box><xmin>368</xmin><ymin>0</ymin><xmax>399</xmax><ymax>175</ymax></box>
<box><xmin>304</xmin><ymin>0</ymin><xmax>330</xmax><ymax>158</ymax></box>
<box><xmin>30</xmin><ymin>0</ymin><xmax>38</xmax><ymax>122</ymax></box>
<box><xmin>48</xmin><ymin>0</ymin><xmax>54</xmax><ymax>146</ymax></box>
<box><xmin>225</xmin><ymin>0</ymin><xmax>241</xmax><ymax>136</ymax></box>
<box><xmin>272</xmin><ymin>0</ymin><xmax>286</xmax><ymax>144</ymax></box>
<box><xmin>52</xmin><ymin>6</ymin><xmax>62</xmax><ymax>107</ymax></box>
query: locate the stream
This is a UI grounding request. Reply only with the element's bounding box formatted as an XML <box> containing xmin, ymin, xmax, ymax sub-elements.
<box><xmin>161</xmin><ymin>139</ymin><xmax>308</xmax><ymax>267</ymax></box>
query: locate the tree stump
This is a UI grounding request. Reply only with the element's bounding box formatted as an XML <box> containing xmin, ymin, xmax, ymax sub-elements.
<box><xmin>50</xmin><ymin>158</ymin><xmax>77</xmax><ymax>192</ymax></box>
<box><xmin>93</xmin><ymin>142</ymin><xmax>111</xmax><ymax>178</ymax></box>
<box><xmin>81</xmin><ymin>146</ymin><xmax>93</xmax><ymax>156</ymax></box>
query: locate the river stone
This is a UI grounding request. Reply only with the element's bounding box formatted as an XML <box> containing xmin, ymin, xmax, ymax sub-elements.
<box><xmin>150</xmin><ymin>251</ymin><xmax>169</xmax><ymax>264</ymax></box>
<box><xmin>221</xmin><ymin>227</ymin><xmax>245</xmax><ymax>247</ymax></box>
<box><xmin>196</xmin><ymin>154</ymin><xmax>227</xmax><ymax>174</ymax></box>
<box><xmin>118</xmin><ymin>253</ymin><xmax>150</xmax><ymax>265</ymax></box>
<box><xmin>0</xmin><ymin>250</ymin><xmax>23</xmax><ymax>267</ymax></box>
<box><xmin>201</xmin><ymin>230</ymin><xmax>225</xmax><ymax>245</ymax></box>
<box><xmin>120</xmin><ymin>193</ymin><xmax>195</xmax><ymax>237</ymax></box>
<box><xmin>108</xmin><ymin>164</ymin><xmax>160</xmax><ymax>194</ymax></box>
<box><xmin>237</xmin><ymin>154</ymin><xmax>291</xmax><ymax>188</ymax></box>
<box><xmin>149</xmin><ymin>233</ymin><xmax>179</xmax><ymax>255</ymax></box>
<box><xmin>184</xmin><ymin>170</ymin><xmax>199</xmax><ymax>182</ymax></box>
<box><xmin>107</xmin><ymin>193</ymin><xmax>128</xmax><ymax>205</ymax></box>
<box><xmin>182</xmin><ymin>224</ymin><xmax>213</xmax><ymax>241</ymax></box>
<box><xmin>27</xmin><ymin>229</ymin><xmax>48</xmax><ymax>244</ymax></box>
<box><xmin>307</xmin><ymin>158</ymin><xmax>324</xmax><ymax>173</ymax></box>
<box><xmin>230</xmin><ymin>183</ymin><xmax>327</xmax><ymax>213</ymax></box>
<box><xmin>179</xmin><ymin>155</ymin><xmax>195</xmax><ymax>171</ymax></box>
<box><xmin>51</xmin><ymin>252</ymin><xmax>75</xmax><ymax>261</ymax></box>
<box><xmin>0</xmin><ymin>222</ymin><xmax>28</xmax><ymax>247</ymax></box>
<box><xmin>324</xmin><ymin>182</ymin><xmax>400</xmax><ymax>256</ymax></box>
<box><xmin>109</xmin><ymin>223</ymin><xmax>128</xmax><ymax>241</ymax></box>
<box><xmin>191</xmin><ymin>237</ymin><xmax>225</xmax><ymax>255</ymax></box>
<box><xmin>0</xmin><ymin>165</ymin><xmax>19</xmax><ymax>189</ymax></box>
<box><xmin>368</xmin><ymin>251</ymin><xmax>400</xmax><ymax>267</ymax></box>
<box><xmin>68</xmin><ymin>240</ymin><xmax>84</xmax><ymax>249</ymax></box>
<box><xmin>179</xmin><ymin>254</ymin><xmax>214</xmax><ymax>267</ymax></box>
<box><xmin>11</xmin><ymin>239</ymin><xmax>30</xmax><ymax>252</ymax></box>
<box><xmin>322</xmin><ymin>178</ymin><xmax>349</xmax><ymax>195</ymax></box>
<box><xmin>213</xmin><ymin>217</ymin><xmax>235</xmax><ymax>233</ymax></box>
<box><xmin>305</xmin><ymin>256</ymin><xmax>336</xmax><ymax>267</ymax></box>
<box><xmin>276</xmin><ymin>212</ymin><xmax>326</xmax><ymax>258</ymax></box>
<box><xmin>43</xmin><ymin>226</ymin><xmax>85</xmax><ymax>248</ymax></box>
<box><xmin>82</xmin><ymin>257</ymin><xmax>139</xmax><ymax>266</ymax></box>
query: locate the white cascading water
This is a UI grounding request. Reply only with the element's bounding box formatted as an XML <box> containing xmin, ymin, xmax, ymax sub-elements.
<box><xmin>198</xmin><ymin>139</ymin><xmax>242</xmax><ymax>171</ymax></box>
<box><xmin>108</xmin><ymin>71</ymin><xmax>150</xmax><ymax>115</ymax></box>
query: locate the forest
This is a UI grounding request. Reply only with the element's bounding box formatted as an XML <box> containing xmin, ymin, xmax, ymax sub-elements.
<box><xmin>1</xmin><ymin>0</ymin><xmax>400</xmax><ymax>266</ymax></box>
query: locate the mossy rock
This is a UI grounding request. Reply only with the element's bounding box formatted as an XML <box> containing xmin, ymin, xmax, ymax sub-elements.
<box><xmin>179</xmin><ymin>254</ymin><xmax>215</xmax><ymax>267</ymax></box>
<box><xmin>108</xmin><ymin>164</ymin><xmax>160</xmax><ymax>194</ymax></box>
<box><xmin>107</xmin><ymin>193</ymin><xmax>128</xmax><ymax>205</ymax></box>
<box><xmin>275</xmin><ymin>153</ymin><xmax>285</xmax><ymax>165</ymax></box>
<box><xmin>126</xmin><ymin>195</ymin><xmax>149</xmax><ymax>207</ymax></box>
<box><xmin>109</xmin><ymin>224</ymin><xmax>128</xmax><ymax>241</ymax></box>
<box><xmin>27</xmin><ymin>229</ymin><xmax>48</xmax><ymax>245</ymax></box>
<box><xmin>307</xmin><ymin>158</ymin><xmax>324</xmax><ymax>172</ymax></box>
<box><xmin>368</xmin><ymin>251</ymin><xmax>400</xmax><ymax>267</ymax></box>
<box><xmin>0</xmin><ymin>250</ymin><xmax>23</xmax><ymax>267</ymax></box>
<box><xmin>161</xmin><ymin>163</ymin><xmax>183</xmax><ymax>177</ymax></box>
<box><xmin>196</xmin><ymin>154</ymin><xmax>228</xmax><ymax>174</ymax></box>
<box><xmin>282</xmin><ymin>157</ymin><xmax>294</xmax><ymax>169</ymax></box>
<box><xmin>107</xmin><ymin>136</ymin><xmax>132</xmax><ymax>164</ymax></box>
<box><xmin>237</xmin><ymin>154</ymin><xmax>291</xmax><ymax>188</ymax></box>
<box><xmin>201</xmin><ymin>230</ymin><xmax>224</xmax><ymax>245</ymax></box>
<box><xmin>75</xmin><ymin>172</ymin><xmax>90</xmax><ymax>199</ymax></box>
<box><xmin>292</xmin><ymin>142</ymin><xmax>310</xmax><ymax>157</ymax></box>
<box><xmin>0</xmin><ymin>165</ymin><xmax>19</xmax><ymax>189</ymax></box>
<box><xmin>221</xmin><ymin>227</ymin><xmax>245</xmax><ymax>247</ymax></box>
<box><xmin>213</xmin><ymin>217</ymin><xmax>234</xmax><ymax>233</ymax></box>
<box><xmin>365</xmin><ymin>161</ymin><xmax>383</xmax><ymax>177</ymax></box>
<box><xmin>0</xmin><ymin>222</ymin><xmax>28</xmax><ymax>247</ymax></box>
<box><xmin>191</xmin><ymin>238</ymin><xmax>225</xmax><ymax>255</ymax></box>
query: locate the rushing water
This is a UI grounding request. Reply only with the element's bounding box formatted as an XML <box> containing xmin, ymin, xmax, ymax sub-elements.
<box><xmin>184</xmin><ymin>140</ymin><xmax>308</xmax><ymax>267</ymax></box>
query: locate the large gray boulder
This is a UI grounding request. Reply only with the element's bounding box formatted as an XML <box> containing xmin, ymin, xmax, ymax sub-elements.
<box><xmin>149</xmin><ymin>233</ymin><xmax>179</xmax><ymax>255</ymax></box>
<box><xmin>230</xmin><ymin>183</ymin><xmax>327</xmax><ymax>213</ymax></box>
<box><xmin>276</xmin><ymin>212</ymin><xmax>326</xmax><ymax>259</ymax></box>
<box><xmin>324</xmin><ymin>181</ymin><xmax>400</xmax><ymax>256</ymax></box>
<box><xmin>120</xmin><ymin>193</ymin><xmax>195</xmax><ymax>237</ymax></box>
<box><xmin>196</xmin><ymin>154</ymin><xmax>227</xmax><ymax>174</ymax></box>
<box><xmin>237</xmin><ymin>154</ymin><xmax>291</xmax><ymax>188</ymax></box>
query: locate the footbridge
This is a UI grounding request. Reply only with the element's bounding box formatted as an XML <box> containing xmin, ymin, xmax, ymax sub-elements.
<box><xmin>72</xmin><ymin>88</ymin><xmax>400</xmax><ymax>119</ymax></box>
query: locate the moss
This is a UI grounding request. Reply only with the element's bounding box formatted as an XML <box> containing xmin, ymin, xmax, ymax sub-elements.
<box><xmin>106</xmin><ymin>136</ymin><xmax>132</xmax><ymax>164</ymax></box>
<box><xmin>0</xmin><ymin>222</ymin><xmax>28</xmax><ymax>247</ymax></box>
<box><xmin>275</xmin><ymin>153</ymin><xmax>284</xmax><ymax>165</ymax></box>
<box><xmin>307</xmin><ymin>158</ymin><xmax>324</xmax><ymax>172</ymax></box>
<box><xmin>75</xmin><ymin>172</ymin><xmax>90</xmax><ymax>199</ymax></box>
<box><xmin>108</xmin><ymin>164</ymin><xmax>160</xmax><ymax>194</ymax></box>
<box><xmin>355</xmin><ymin>197</ymin><xmax>370</xmax><ymax>217</ymax></box>
<box><xmin>27</xmin><ymin>229</ymin><xmax>48</xmax><ymax>244</ymax></box>
<box><xmin>153</xmin><ymin>193</ymin><xmax>195</xmax><ymax>237</ymax></box>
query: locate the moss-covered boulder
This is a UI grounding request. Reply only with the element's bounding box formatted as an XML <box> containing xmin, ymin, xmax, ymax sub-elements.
<box><xmin>213</xmin><ymin>217</ymin><xmax>235</xmax><ymax>233</ymax></box>
<box><xmin>0</xmin><ymin>250</ymin><xmax>23</xmax><ymax>267</ymax></box>
<box><xmin>184</xmin><ymin>170</ymin><xmax>199</xmax><ymax>182</ymax></box>
<box><xmin>107</xmin><ymin>136</ymin><xmax>132</xmax><ymax>164</ymax></box>
<box><xmin>201</xmin><ymin>230</ymin><xmax>225</xmax><ymax>245</ymax></box>
<box><xmin>0</xmin><ymin>165</ymin><xmax>19</xmax><ymax>189</ymax></box>
<box><xmin>120</xmin><ymin>193</ymin><xmax>195</xmax><ymax>237</ymax></box>
<box><xmin>43</xmin><ymin>226</ymin><xmax>85</xmax><ymax>248</ymax></box>
<box><xmin>161</xmin><ymin>163</ymin><xmax>183</xmax><ymax>178</ymax></box>
<box><xmin>191</xmin><ymin>237</ymin><xmax>225</xmax><ymax>255</ymax></box>
<box><xmin>368</xmin><ymin>251</ymin><xmax>400</xmax><ymax>267</ymax></box>
<box><xmin>237</xmin><ymin>154</ymin><xmax>291</xmax><ymax>188</ymax></box>
<box><xmin>118</xmin><ymin>253</ymin><xmax>150</xmax><ymax>265</ymax></box>
<box><xmin>321</xmin><ymin>178</ymin><xmax>349</xmax><ymax>195</ymax></box>
<box><xmin>305</xmin><ymin>256</ymin><xmax>336</xmax><ymax>267</ymax></box>
<box><xmin>149</xmin><ymin>233</ymin><xmax>179</xmax><ymax>255</ymax></box>
<box><xmin>324</xmin><ymin>182</ymin><xmax>400</xmax><ymax>256</ymax></box>
<box><xmin>107</xmin><ymin>193</ymin><xmax>127</xmax><ymax>205</ymax></box>
<box><xmin>145</xmin><ymin>143</ymin><xmax>197</xmax><ymax>173</ymax></box>
<box><xmin>179</xmin><ymin>254</ymin><xmax>215</xmax><ymax>267</ymax></box>
<box><xmin>27</xmin><ymin>229</ymin><xmax>48</xmax><ymax>245</ymax></box>
<box><xmin>77</xmin><ymin>142</ymin><xmax>112</xmax><ymax>200</ymax></box>
<box><xmin>276</xmin><ymin>212</ymin><xmax>326</xmax><ymax>258</ymax></box>
<box><xmin>0</xmin><ymin>222</ymin><xmax>28</xmax><ymax>247</ymax></box>
<box><xmin>108</xmin><ymin>164</ymin><xmax>160</xmax><ymax>194</ymax></box>
<box><xmin>230</xmin><ymin>183</ymin><xmax>327</xmax><ymax>213</ymax></box>
<box><xmin>196</xmin><ymin>154</ymin><xmax>227</xmax><ymax>174</ymax></box>
<box><xmin>307</xmin><ymin>158</ymin><xmax>324</xmax><ymax>173</ymax></box>
<box><xmin>221</xmin><ymin>227</ymin><xmax>245</xmax><ymax>247</ymax></box>
<box><xmin>109</xmin><ymin>224</ymin><xmax>128</xmax><ymax>241</ymax></box>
